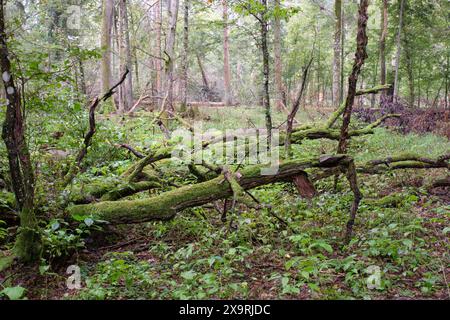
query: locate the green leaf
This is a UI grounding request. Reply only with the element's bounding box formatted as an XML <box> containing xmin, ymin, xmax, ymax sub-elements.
<box><xmin>310</xmin><ymin>241</ymin><xmax>333</xmax><ymax>253</ymax></box>
<box><xmin>72</xmin><ymin>214</ymin><xmax>88</xmax><ymax>222</ymax></box>
<box><xmin>181</xmin><ymin>270</ymin><xmax>197</xmax><ymax>281</ymax></box>
<box><xmin>281</xmin><ymin>276</ymin><xmax>289</xmax><ymax>287</ymax></box>
<box><xmin>51</xmin><ymin>221</ymin><xmax>60</xmax><ymax>231</ymax></box>
<box><xmin>285</xmin><ymin>258</ymin><xmax>299</xmax><ymax>270</ymax></box>
<box><xmin>1</xmin><ymin>286</ymin><xmax>26</xmax><ymax>300</ymax></box>
<box><xmin>39</xmin><ymin>265</ymin><xmax>50</xmax><ymax>275</ymax></box>
<box><xmin>84</xmin><ymin>218</ymin><xmax>94</xmax><ymax>227</ymax></box>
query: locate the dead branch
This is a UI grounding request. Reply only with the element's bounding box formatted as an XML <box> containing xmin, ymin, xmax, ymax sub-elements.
<box><xmin>117</xmin><ymin>144</ymin><xmax>145</xmax><ymax>159</ymax></box>
<box><xmin>63</xmin><ymin>69</ymin><xmax>129</xmax><ymax>187</ymax></box>
<box><xmin>337</xmin><ymin>0</ymin><xmax>370</xmax><ymax>154</ymax></box>
<box><xmin>285</xmin><ymin>57</ymin><xmax>314</xmax><ymax>158</ymax></box>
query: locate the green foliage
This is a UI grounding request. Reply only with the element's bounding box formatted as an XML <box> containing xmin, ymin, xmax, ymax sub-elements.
<box><xmin>0</xmin><ymin>286</ymin><xmax>26</xmax><ymax>300</ymax></box>
<box><xmin>41</xmin><ymin>216</ymin><xmax>103</xmax><ymax>263</ymax></box>
<box><xmin>0</xmin><ymin>220</ymin><xmax>7</xmax><ymax>242</ymax></box>
<box><xmin>0</xmin><ymin>0</ymin><xmax>448</xmax><ymax>301</ymax></box>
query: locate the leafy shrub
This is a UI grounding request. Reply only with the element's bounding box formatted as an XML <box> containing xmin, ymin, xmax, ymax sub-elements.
<box><xmin>41</xmin><ymin>216</ymin><xmax>104</xmax><ymax>263</ymax></box>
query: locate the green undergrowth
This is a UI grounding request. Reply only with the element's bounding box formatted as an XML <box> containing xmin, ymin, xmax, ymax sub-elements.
<box><xmin>1</xmin><ymin>108</ymin><xmax>449</xmax><ymax>300</ymax></box>
<box><xmin>72</xmin><ymin>178</ymin><xmax>449</xmax><ymax>300</ymax></box>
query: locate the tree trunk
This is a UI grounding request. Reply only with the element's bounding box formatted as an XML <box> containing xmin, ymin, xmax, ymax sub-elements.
<box><xmin>67</xmin><ymin>155</ymin><xmax>354</xmax><ymax>224</ymax></box>
<box><xmin>332</xmin><ymin>0</ymin><xmax>342</xmax><ymax>107</ymax></box>
<box><xmin>118</xmin><ymin>0</ymin><xmax>133</xmax><ymax>113</ymax></box>
<box><xmin>446</xmin><ymin>53</ymin><xmax>449</xmax><ymax>109</ymax></box>
<box><xmin>260</xmin><ymin>0</ymin><xmax>272</xmax><ymax>144</ymax></box>
<box><xmin>274</xmin><ymin>0</ymin><xmax>285</xmax><ymax>110</ymax></box>
<box><xmin>417</xmin><ymin>57</ymin><xmax>422</xmax><ymax>108</ymax></box>
<box><xmin>101</xmin><ymin>0</ymin><xmax>114</xmax><ymax>94</ymax></box>
<box><xmin>47</xmin><ymin>1</ymin><xmax>62</xmax><ymax>64</ymax></box>
<box><xmin>371</xmin><ymin>59</ymin><xmax>378</xmax><ymax>108</ymax></box>
<box><xmin>337</xmin><ymin>0</ymin><xmax>369</xmax><ymax>154</ymax></box>
<box><xmin>404</xmin><ymin>41</ymin><xmax>415</xmax><ymax>107</ymax></box>
<box><xmin>285</xmin><ymin>58</ymin><xmax>313</xmax><ymax>158</ymax></box>
<box><xmin>379</xmin><ymin>0</ymin><xmax>388</xmax><ymax>87</ymax></box>
<box><xmin>222</xmin><ymin>0</ymin><xmax>232</xmax><ymax>106</ymax></box>
<box><xmin>165</xmin><ymin>0</ymin><xmax>180</xmax><ymax>112</ymax></box>
<box><xmin>393</xmin><ymin>0</ymin><xmax>405</xmax><ymax>98</ymax></box>
<box><xmin>154</xmin><ymin>0</ymin><xmax>162</xmax><ymax>107</ymax></box>
<box><xmin>180</xmin><ymin>0</ymin><xmax>189</xmax><ymax>113</ymax></box>
<box><xmin>129</xmin><ymin>9</ymin><xmax>140</xmax><ymax>93</ymax></box>
<box><xmin>0</xmin><ymin>0</ymin><xmax>41</xmax><ymax>262</ymax></box>
<box><xmin>196</xmin><ymin>53</ymin><xmax>210</xmax><ymax>95</ymax></box>
<box><xmin>340</xmin><ymin>6</ymin><xmax>345</xmax><ymax>104</ymax></box>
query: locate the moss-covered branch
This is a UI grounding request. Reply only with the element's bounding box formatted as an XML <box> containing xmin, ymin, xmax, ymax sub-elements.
<box><xmin>66</xmin><ymin>155</ymin><xmax>352</xmax><ymax>224</ymax></box>
<box><xmin>289</xmin><ymin>114</ymin><xmax>400</xmax><ymax>144</ymax></box>
<box><xmin>358</xmin><ymin>153</ymin><xmax>450</xmax><ymax>174</ymax></box>
<box><xmin>325</xmin><ymin>84</ymin><xmax>392</xmax><ymax>129</ymax></box>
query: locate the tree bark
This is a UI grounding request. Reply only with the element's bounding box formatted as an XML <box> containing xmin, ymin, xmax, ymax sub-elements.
<box><xmin>260</xmin><ymin>0</ymin><xmax>272</xmax><ymax>144</ymax></box>
<box><xmin>1</xmin><ymin>0</ymin><xmax>41</xmax><ymax>262</ymax></box>
<box><xmin>118</xmin><ymin>0</ymin><xmax>133</xmax><ymax>113</ymax></box>
<box><xmin>154</xmin><ymin>0</ymin><xmax>162</xmax><ymax>106</ymax></box>
<box><xmin>379</xmin><ymin>0</ymin><xmax>388</xmax><ymax>87</ymax></box>
<box><xmin>222</xmin><ymin>0</ymin><xmax>232</xmax><ymax>106</ymax></box>
<box><xmin>285</xmin><ymin>58</ymin><xmax>313</xmax><ymax>158</ymax></box>
<box><xmin>404</xmin><ymin>40</ymin><xmax>415</xmax><ymax>107</ymax></box>
<box><xmin>393</xmin><ymin>0</ymin><xmax>405</xmax><ymax>98</ymax></box>
<box><xmin>337</xmin><ymin>0</ymin><xmax>369</xmax><ymax>154</ymax></box>
<box><xmin>332</xmin><ymin>0</ymin><xmax>342</xmax><ymax>107</ymax></box>
<box><xmin>196</xmin><ymin>53</ymin><xmax>210</xmax><ymax>95</ymax></box>
<box><xmin>165</xmin><ymin>0</ymin><xmax>180</xmax><ymax>112</ymax></box>
<box><xmin>274</xmin><ymin>0</ymin><xmax>285</xmax><ymax>110</ymax></box>
<box><xmin>446</xmin><ymin>53</ymin><xmax>449</xmax><ymax>109</ymax></box>
<box><xmin>101</xmin><ymin>0</ymin><xmax>114</xmax><ymax>94</ymax></box>
<box><xmin>180</xmin><ymin>0</ymin><xmax>189</xmax><ymax>113</ymax></box>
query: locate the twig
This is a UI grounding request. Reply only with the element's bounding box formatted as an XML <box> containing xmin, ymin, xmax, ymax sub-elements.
<box><xmin>117</xmin><ymin>144</ymin><xmax>145</xmax><ymax>159</ymax></box>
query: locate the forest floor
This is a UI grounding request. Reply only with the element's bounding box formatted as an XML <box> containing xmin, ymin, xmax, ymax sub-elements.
<box><xmin>2</xmin><ymin>106</ymin><xmax>449</xmax><ymax>300</ymax></box>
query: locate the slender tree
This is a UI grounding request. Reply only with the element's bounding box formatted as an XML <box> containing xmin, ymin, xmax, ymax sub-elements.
<box><xmin>337</xmin><ymin>0</ymin><xmax>369</xmax><ymax>154</ymax></box>
<box><xmin>101</xmin><ymin>0</ymin><xmax>114</xmax><ymax>94</ymax></box>
<box><xmin>165</xmin><ymin>0</ymin><xmax>180</xmax><ymax>112</ymax></box>
<box><xmin>180</xmin><ymin>0</ymin><xmax>189</xmax><ymax>113</ymax></box>
<box><xmin>222</xmin><ymin>0</ymin><xmax>232</xmax><ymax>105</ymax></box>
<box><xmin>154</xmin><ymin>0</ymin><xmax>162</xmax><ymax>105</ymax></box>
<box><xmin>118</xmin><ymin>0</ymin><xmax>133</xmax><ymax>113</ymax></box>
<box><xmin>260</xmin><ymin>0</ymin><xmax>272</xmax><ymax>143</ymax></box>
<box><xmin>274</xmin><ymin>0</ymin><xmax>285</xmax><ymax>110</ymax></box>
<box><xmin>393</xmin><ymin>0</ymin><xmax>405</xmax><ymax>98</ymax></box>
<box><xmin>379</xmin><ymin>0</ymin><xmax>388</xmax><ymax>87</ymax></box>
<box><xmin>404</xmin><ymin>37</ymin><xmax>415</xmax><ymax>107</ymax></box>
<box><xmin>1</xmin><ymin>0</ymin><xmax>41</xmax><ymax>262</ymax></box>
<box><xmin>332</xmin><ymin>0</ymin><xmax>342</xmax><ymax>107</ymax></box>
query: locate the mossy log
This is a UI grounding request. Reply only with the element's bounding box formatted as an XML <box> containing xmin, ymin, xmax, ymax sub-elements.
<box><xmin>302</xmin><ymin>153</ymin><xmax>449</xmax><ymax>186</ymax></box>
<box><xmin>289</xmin><ymin>114</ymin><xmax>400</xmax><ymax>144</ymax></box>
<box><xmin>69</xmin><ymin>172</ymin><xmax>162</xmax><ymax>204</ymax></box>
<box><xmin>358</xmin><ymin>153</ymin><xmax>449</xmax><ymax>174</ymax></box>
<box><xmin>363</xmin><ymin>194</ymin><xmax>405</xmax><ymax>208</ymax></box>
<box><xmin>65</xmin><ymin>100</ymin><xmax>400</xmax><ymax>205</ymax></box>
<box><xmin>66</xmin><ymin>155</ymin><xmax>353</xmax><ymax>224</ymax></box>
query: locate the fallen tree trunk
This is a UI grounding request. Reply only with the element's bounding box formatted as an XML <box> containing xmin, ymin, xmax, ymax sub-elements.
<box><xmin>66</xmin><ymin>155</ymin><xmax>354</xmax><ymax>224</ymax></box>
<box><xmin>310</xmin><ymin>154</ymin><xmax>449</xmax><ymax>181</ymax></box>
<box><xmin>64</xmin><ymin>112</ymin><xmax>405</xmax><ymax>205</ymax></box>
<box><xmin>63</xmin><ymin>83</ymin><xmax>400</xmax><ymax>206</ymax></box>
<box><xmin>358</xmin><ymin>153</ymin><xmax>449</xmax><ymax>174</ymax></box>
